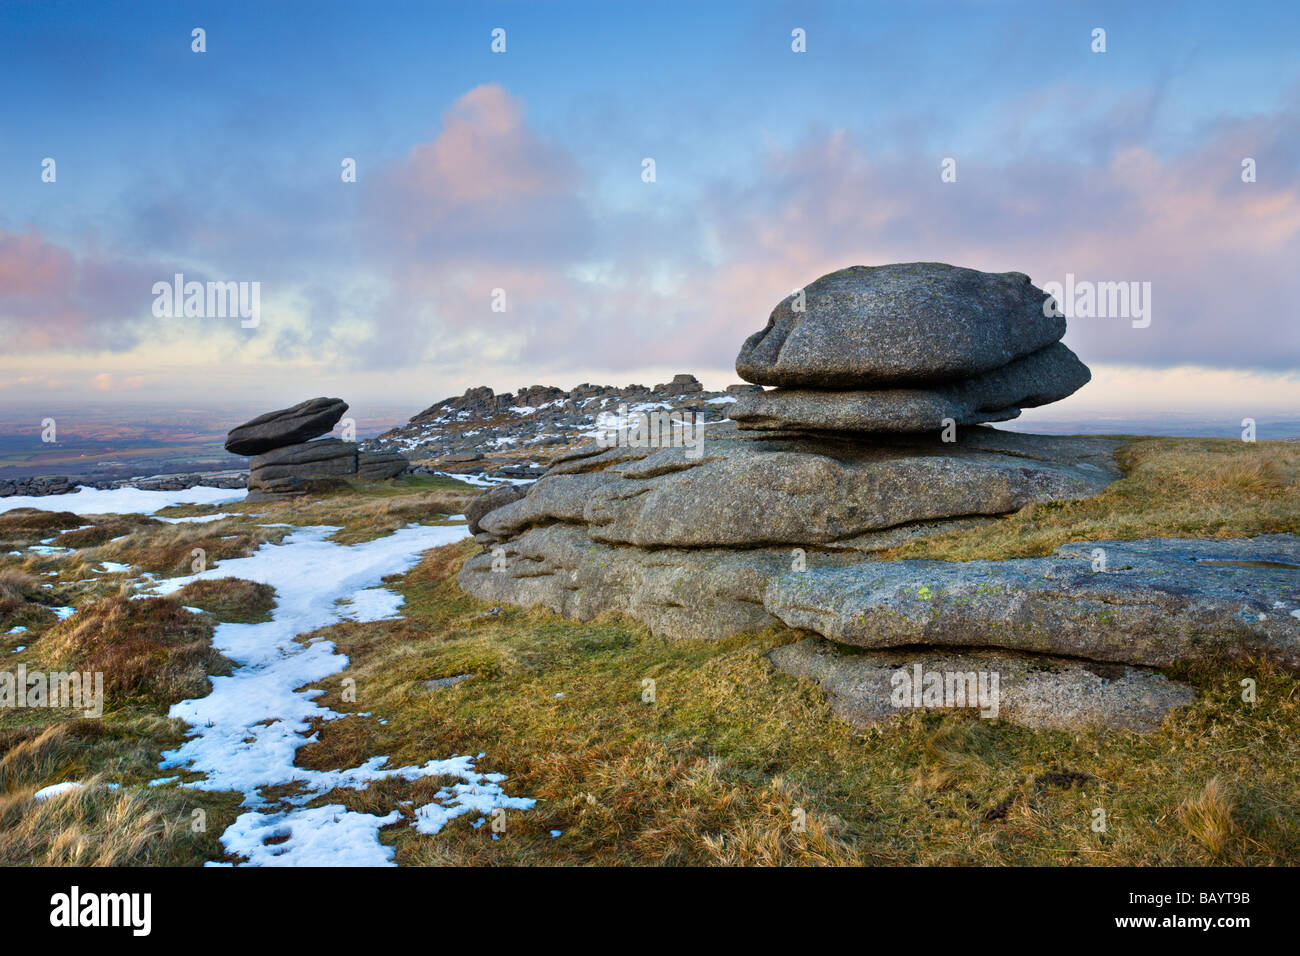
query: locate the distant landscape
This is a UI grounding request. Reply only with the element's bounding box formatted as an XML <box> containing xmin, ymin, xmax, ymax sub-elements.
<box><xmin>0</xmin><ymin>403</ymin><xmax>415</xmax><ymax>482</ymax></box>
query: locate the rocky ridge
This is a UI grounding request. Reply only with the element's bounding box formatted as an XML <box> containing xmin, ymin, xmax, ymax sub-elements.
<box><xmin>363</xmin><ymin>374</ymin><xmax>754</xmax><ymax>479</ymax></box>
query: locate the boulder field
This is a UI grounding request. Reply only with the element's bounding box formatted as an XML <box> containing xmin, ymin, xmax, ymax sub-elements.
<box><xmin>458</xmin><ymin>262</ymin><xmax>1300</xmax><ymax>732</ymax></box>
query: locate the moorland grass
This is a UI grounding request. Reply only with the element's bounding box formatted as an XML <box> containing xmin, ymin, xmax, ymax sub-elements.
<box><xmin>1</xmin><ymin>443</ymin><xmax>1296</xmax><ymax>865</ymax></box>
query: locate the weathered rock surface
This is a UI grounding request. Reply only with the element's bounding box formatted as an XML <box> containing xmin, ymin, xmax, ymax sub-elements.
<box><xmin>458</xmin><ymin>522</ymin><xmax>998</xmax><ymax>641</ymax></box>
<box><xmin>477</xmin><ymin>423</ymin><xmax>1121</xmax><ymax>549</ymax></box>
<box><xmin>225</xmin><ymin>397</ymin><xmax>348</xmax><ymax>456</ymax></box>
<box><xmin>770</xmin><ymin>638</ymin><xmax>1197</xmax><ymax>732</ymax></box>
<box><xmin>460</xmin><ymin>524</ymin><xmax>814</xmax><ymax>639</ymax></box>
<box><xmin>730</xmin><ymin>342</ymin><xmax>1091</xmax><ymax>433</ymax></box>
<box><xmin>765</xmin><ymin>536</ymin><xmax>1300</xmax><ymax>671</ymax></box>
<box><xmin>466</xmin><ymin>483</ymin><xmax>528</xmax><ymax>536</ymax></box>
<box><xmin>247</xmin><ymin>438</ymin><xmax>358</xmax><ymax>493</ymax></box>
<box><xmin>356</xmin><ymin>451</ymin><xmax>408</xmax><ymax>481</ymax></box>
<box><xmin>459</xmin><ymin>425</ymin><xmax>1124</xmax><ymax>639</ymax></box>
<box><xmin>736</xmin><ymin>264</ymin><xmax>1062</xmax><ymax>388</ymax></box>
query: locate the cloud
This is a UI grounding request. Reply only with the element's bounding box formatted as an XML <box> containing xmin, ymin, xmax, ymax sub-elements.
<box><xmin>5</xmin><ymin>80</ymin><xmax>1297</xmax><ymax>396</ymax></box>
<box><xmin>91</xmin><ymin>372</ymin><xmax>145</xmax><ymax>391</ymax></box>
<box><xmin>0</xmin><ymin>228</ymin><xmax>177</xmax><ymax>354</ymax></box>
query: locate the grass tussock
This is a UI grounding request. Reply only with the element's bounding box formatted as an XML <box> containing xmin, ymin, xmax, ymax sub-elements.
<box><xmin>92</xmin><ymin>522</ymin><xmax>285</xmax><ymax>576</ymax></box>
<box><xmin>52</xmin><ymin>516</ymin><xmax>160</xmax><ymax>550</ymax></box>
<box><xmin>0</xmin><ymin>723</ymin><xmax>239</xmax><ymax>866</ymax></box>
<box><xmin>879</xmin><ymin>437</ymin><xmax>1300</xmax><ymax>560</ymax></box>
<box><xmin>1177</xmin><ymin>777</ymin><xmax>1255</xmax><ymax>862</ymax></box>
<box><xmin>172</xmin><ymin>578</ymin><xmax>276</xmax><ymax>623</ymax></box>
<box><xmin>35</xmin><ymin>596</ymin><xmax>230</xmax><ymax>707</ymax></box>
<box><xmin>0</xmin><ymin>568</ymin><xmax>42</xmax><ymax>605</ymax></box>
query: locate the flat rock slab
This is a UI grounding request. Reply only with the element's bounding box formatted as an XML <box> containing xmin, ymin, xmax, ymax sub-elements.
<box><xmin>735</xmin><ymin>263</ymin><xmax>1062</xmax><ymax>388</ymax></box>
<box><xmin>730</xmin><ymin>342</ymin><xmax>1090</xmax><ymax>433</ymax></box>
<box><xmin>770</xmin><ymin>638</ymin><xmax>1196</xmax><ymax>732</ymax></box>
<box><xmin>479</xmin><ymin>424</ymin><xmax>1121</xmax><ymax>549</ymax></box>
<box><xmin>766</xmin><ymin>536</ymin><xmax>1300</xmax><ymax>671</ymax></box>
<box><xmin>247</xmin><ymin>438</ymin><xmax>358</xmax><ymax>491</ymax></box>
<box><xmin>459</xmin><ymin>523</ymin><xmax>803</xmax><ymax>640</ymax></box>
<box><xmin>225</xmin><ymin>397</ymin><xmax>348</xmax><ymax>456</ymax></box>
<box><xmin>356</xmin><ymin>451</ymin><xmax>408</xmax><ymax>481</ymax></box>
<box><xmin>462</xmin><ymin>519</ymin><xmax>1004</xmax><ymax>641</ymax></box>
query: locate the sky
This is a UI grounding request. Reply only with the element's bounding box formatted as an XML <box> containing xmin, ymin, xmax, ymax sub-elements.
<box><xmin>1</xmin><ymin>0</ymin><xmax>1297</xmax><ymax>423</ymax></box>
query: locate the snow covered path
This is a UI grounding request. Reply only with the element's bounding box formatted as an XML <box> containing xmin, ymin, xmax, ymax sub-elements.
<box><xmin>143</xmin><ymin>521</ymin><xmax>534</xmax><ymax>866</ymax></box>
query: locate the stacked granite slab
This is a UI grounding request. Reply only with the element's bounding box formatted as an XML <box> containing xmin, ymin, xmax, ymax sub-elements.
<box><xmin>459</xmin><ymin>264</ymin><xmax>1117</xmax><ymax>635</ymax></box>
<box><xmin>226</xmin><ymin>397</ymin><xmax>407</xmax><ymax>498</ymax></box>
<box><xmin>728</xmin><ymin>263</ymin><xmax>1091</xmax><ymax>432</ymax></box>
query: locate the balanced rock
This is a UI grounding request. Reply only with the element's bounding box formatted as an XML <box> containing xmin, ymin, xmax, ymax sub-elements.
<box><xmin>226</xmin><ymin>398</ymin><xmax>348</xmax><ymax>456</ymax></box>
<box><xmin>730</xmin><ymin>341</ymin><xmax>1091</xmax><ymax>433</ymax></box>
<box><xmin>736</xmin><ymin>264</ymin><xmax>1063</xmax><ymax>388</ymax></box>
<box><xmin>764</xmin><ymin>536</ymin><xmax>1300</xmax><ymax>671</ymax></box>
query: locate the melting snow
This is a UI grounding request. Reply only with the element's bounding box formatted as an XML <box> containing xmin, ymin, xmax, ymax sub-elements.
<box><xmin>156</xmin><ymin>512</ymin><xmax>237</xmax><ymax>524</ymax></box>
<box><xmin>0</xmin><ymin>485</ymin><xmax>246</xmax><ymax>516</ymax></box>
<box><xmin>141</xmin><ymin>521</ymin><xmax>534</xmax><ymax>866</ymax></box>
<box><xmin>338</xmin><ymin>587</ymin><xmax>405</xmax><ymax>621</ymax></box>
<box><xmin>33</xmin><ymin>781</ymin><xmax>84</xmax><ymax>801</ymax></box>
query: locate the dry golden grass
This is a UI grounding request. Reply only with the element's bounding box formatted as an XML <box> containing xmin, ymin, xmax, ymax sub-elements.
<box><xmin>1177</xmin><ymin>777</ymin><xmax>1256</xmax><ymax>862</ymax></box>
<box><xmin>93</xmin><ymin>521</ymin><xmax>286</xmax><ymax>576</ymax></box>
<box><xmin>172</xmin><ymin>578</ymin><xmax>276</xmax><ymax>623</ymax></box>
<box><xmin>0</xmin><ymin>723</ymin><xmax>238</xmax><ymax>866</ymax></box>
<box><xmin>52</xmin><ymin>516</ymin><xmax>160</xmax><ymax>550</ymax></box>
<box><xmin>4</xmin><ymin>442</ymin><xmax>1297</xmax><ymax>866</ymax></box>
<box><xmin>878</xmin><ymin>437</ymin><xmax>1299</xmax><ymax>561</ymax></box>
<box><xmin>35</xmin><ymin>596</ymin><xmax>231</xmax><ymax>706</ymax></box>
<box><xmin>0</xmin><ymin>568</ymin><xmax>41</xmax><ymax>604</ymax></box>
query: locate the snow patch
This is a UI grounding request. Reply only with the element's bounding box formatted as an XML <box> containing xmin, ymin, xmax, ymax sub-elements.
<box><xmin>141</xmin><ymin>521</ymin><xmax>533</xmax><ymax>865</ymax></box>
<box><xmin>0</xmin><ymin>485</ymin><xmax>245</xmax><ymax>516</ymax></box>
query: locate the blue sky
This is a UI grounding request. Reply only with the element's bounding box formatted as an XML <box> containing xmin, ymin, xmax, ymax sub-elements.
<box><xmin>1</xmin><ymin>0</ymin><xmax>1297</xmax><ymax>417</ymax></box>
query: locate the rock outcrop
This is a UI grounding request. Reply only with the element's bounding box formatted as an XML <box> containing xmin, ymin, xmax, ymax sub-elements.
<box><xmin>731</xmin><ymin>264</ymin><xmax>1089</xmax><ymax>432</ymax></box>
<box><xmin>456</xmin><ymin>262</ymin><xmax>1288</xmax><ymax>730</ymax></box>
<box><xmin>475</xmin><ymin>424</ymin><xmax>1120</xmax><ymax>551</ymax></box>
<box><xmin>766</xmin><ymin>536</ymin><xmax>1300</xmax><ymax>671</ymax></box>
<box><xmin>228</xmin><ymin>398</ymin><xmax>407</xmax><ymax>497</ymax></box>
<box><xmin>770</xmin><ymin>639</ymin><xmax>1197</xmax><ymax>733</ymax></box>
<box><xmin>362</xmin><ymin>374</ymin><xmax>744</xmax><ymax>478</ymax></box>
<box><xmin>460</xmin><ymin>264</ymin><xmax>1121</xmax><ymax>646</ymax></box>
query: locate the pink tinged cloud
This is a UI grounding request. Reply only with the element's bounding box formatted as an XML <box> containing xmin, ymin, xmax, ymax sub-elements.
<box><xmin>0</xmin><ymin>229</ymin><xmax>174</xmax><ymax>353</ymax></box>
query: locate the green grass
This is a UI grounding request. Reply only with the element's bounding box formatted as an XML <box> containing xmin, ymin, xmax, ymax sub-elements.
<box><xmin>294</xmin><ymin>536</ymin><xmax>1299</xmax><ymax>866</ymax></box>
<box><xmin>1</xmin><ymin>443</ymin><xmax>1297</xmax><ymax>865</ymax></box>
